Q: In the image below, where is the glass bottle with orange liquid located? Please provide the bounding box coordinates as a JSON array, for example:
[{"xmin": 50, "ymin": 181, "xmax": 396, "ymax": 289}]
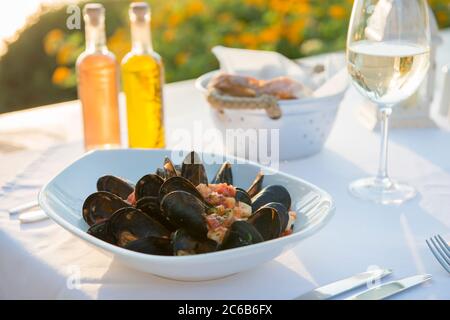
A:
[
  {"xmin": 76, "ymin": 3, "xmax": 121, "ymax": 150},
  {"xmin": 122, "ymin": 2, "xmax": 165, "ymax": 148}
]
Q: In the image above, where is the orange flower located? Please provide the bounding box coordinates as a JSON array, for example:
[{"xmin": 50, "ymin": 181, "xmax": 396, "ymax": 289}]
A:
[
  {"xmin": 284, "ymin": 20, "xmax": 305, "ymax": 44},
  {"xmin": 239, "ymin": 32, "xmax": 258, "ymax": 49},
  {"xmin": 107, "ymin": 28, "xmax": 130, "ymax": 63},
  {"xmin": 163, "ymin": 29, "xmax": 176, "ymax": 42},
  {"xmin": 328, "ymin": 5, "xmax": 347, "ymax": 20},
  {"xmin": 436, "ymin": 11, "xmax": 448, "ymax": 26},
  {"xmin": 259, "ymin": 26, "xmax": 280, "ymax": 43},
  {"xmin": 168, "ymin": 13, "xmax": 183, "ymax": 27},
  {"xmin": 295, "ymin": 2, "xmax": 311, "ymax": 15},
  {"xmin": 44, "ymin": 29, "xmax": 64, "ymax": 55},
  {"xmin": 52, "ymin": 66, "xmax": 71, "ymax": 85},
  {"xmin": 175, "ymin": 52, "xmax": 190, "ymax": 65},
  {"xmin": 186, "ymin": 0, "xmax": 206, "ymax": 16}
]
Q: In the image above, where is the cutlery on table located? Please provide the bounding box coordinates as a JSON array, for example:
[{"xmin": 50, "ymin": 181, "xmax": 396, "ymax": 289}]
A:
[
  {"xmin": 426, "ymin": 235, "xmax": 450, "ymax": 274},
  {"xmin": 345, "ymin": 274, "xmax": 432, "ymax": 300},
  {"xmin": 8, "ymin": 201, "xmax": 39, "ymax": 215},
  {"xmin": 294, "ymin": 268, "xmax": 392, "ymax": 300},
  {"xmin": 8, "ymin": 201, "xmax": 48, "ymax": 224}
]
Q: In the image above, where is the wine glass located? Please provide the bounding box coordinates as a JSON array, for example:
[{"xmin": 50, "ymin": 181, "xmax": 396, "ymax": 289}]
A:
[{"xmin": 346, "ymin": 0, "xmax": 431, "ymax": 204}]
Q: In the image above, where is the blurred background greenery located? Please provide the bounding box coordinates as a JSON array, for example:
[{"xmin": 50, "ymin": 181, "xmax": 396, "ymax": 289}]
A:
[{"xmin": 0, "ymin": 0, "xmax": 449, "ymax": 113}]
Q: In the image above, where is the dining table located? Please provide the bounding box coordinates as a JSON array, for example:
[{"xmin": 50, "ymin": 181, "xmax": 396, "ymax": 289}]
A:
[{"xmin": 0, "ymin": 29, "xmax": 449, "ymax": 300}]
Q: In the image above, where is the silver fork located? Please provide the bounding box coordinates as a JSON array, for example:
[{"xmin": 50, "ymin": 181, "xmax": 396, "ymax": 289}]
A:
[{"xmin": 426, "ymin": 235, "xmax": 450, "ymax": 274}]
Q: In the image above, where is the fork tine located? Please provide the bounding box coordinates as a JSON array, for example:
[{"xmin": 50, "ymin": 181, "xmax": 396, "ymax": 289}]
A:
[
  {"xmin": 433, "ymin": 235, "xmax": 450, "ymax": 259},
  {"xmin": 426, "ymin": 239, "xmax": 450, "ymax": 273},
  {"xmin": 436, "ymin": 234, "xmax": 450, "ymax": 251}
]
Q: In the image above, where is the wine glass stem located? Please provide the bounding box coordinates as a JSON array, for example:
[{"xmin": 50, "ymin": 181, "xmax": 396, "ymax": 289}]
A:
[{"xmin": 376, "ymin": 107, "xmax": 392, "ymax": 183}]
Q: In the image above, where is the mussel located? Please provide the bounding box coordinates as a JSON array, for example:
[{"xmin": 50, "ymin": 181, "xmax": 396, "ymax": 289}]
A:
[
  {"xmin": 82, "ymin": 191, "xmax": 129, "ymax": 226},
  {"xmin": 181, "ymin": 151, "xmax": 208, "ymax": 186},
  {"xmin": 96, "ymin": 175, "xmax": 134, "ymax": 201},
  {"xmin": 247, "ymin": 172, "xmax": 264, "ymax": 198},
  {"xmin": 135, "ymin": 196, "xmax": 177, "ymax": 232},
  {"xmin": 235, "ymin": 188, "xmax": 252, "ymax": 206},
  {"xmin": 211, "ymin": 162, "xmax": 233, "ymax": 185},
  {"xmin": 163, "ymin": 156, "xmax": 178, "ymax": 178},
  {"xmin": 160, "ymin": 190, "xmax": 208, "ymax": 240},
  {"xmin": 109, "ymin": 207, "xmax": 171, "ymax": 247},
  {"xmin": 158, "ymin": 176, "xmax": 206, "ymax": 205},
  {"xmin": 87, "ymin": 220, "xmax": 115, "ymax": 244},
  {"xmin": 248, "ymin": 207, "xmax": 281, "ymax": 240},
  {"xmin": 124, "ymin": 236, "xmax": 172, "ymax": 255},
  {"xmin": 261, "ymin": 202, "xmax": 289, "ymax": 232},
  {"xmin": 251, "ymin": 185, "xmax": 291, "ymax": 212},
  {"xmin": 220, "ymin": 221, "xmax": 263, "ymax": 250},
  {"xmin": 172, "ymin": 229, "xmax": 217, "ymax": 256},
  {"xmin": 135, "ymin": 174, "xmax": 164, "ymax": 201}
]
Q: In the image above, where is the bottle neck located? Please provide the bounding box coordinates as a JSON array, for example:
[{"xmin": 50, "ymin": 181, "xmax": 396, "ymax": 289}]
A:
[
  {"xmin": 85, "ymin": 23, "xmax": 107, "ymax": 53},
  {"xmin": 131, "ymin": 20, "xmax": 153, "ymax": 54}
]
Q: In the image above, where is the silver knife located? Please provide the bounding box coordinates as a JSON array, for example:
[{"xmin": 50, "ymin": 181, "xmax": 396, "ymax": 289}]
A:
[
  {"xmin": 295, "ymin": 268, "xmax": 392, "ymax": 300},
  {"xmin": 346, "ymin": 274, "xmax": 432, "ymax": 300}
]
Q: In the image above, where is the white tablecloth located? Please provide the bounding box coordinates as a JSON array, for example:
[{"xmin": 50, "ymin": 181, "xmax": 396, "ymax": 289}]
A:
[{"xmin": 1, "ymin": 31, "xmax": 449, "ymax": 300}]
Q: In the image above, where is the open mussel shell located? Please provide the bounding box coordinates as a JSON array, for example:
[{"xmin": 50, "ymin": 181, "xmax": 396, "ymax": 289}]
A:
[
  {"xmin": 163, "ymin": 157, "xmax": 178, "ymax": 178},
  {"xmin": 96, "ymin": 175, "xmax": 134, "ymax": 201},
  {"xmin": 181, "ymin": 151, "xmax": 208, "ymax": 186},
  {"xmin": 160, "ymin": 190, "xmax": 208, "ymax": 240},
  {"xmin": 109, "ymin": 207, "xmax": 171, "ymax": 247},
  {"xmin": 220, "ymin": 221, "xmax": 263, "ymax": 250},
  {"xmin": 82, "ymin": 191, "xmax": 129, "ymax": 226},
  {"xmin": 159, "ymin": 176, "xmax": 205, "ymax": 205},
  {"xmin": 172, "ymin": 229, "xmax": 218, "ymax": 256},
  {"xmin": 251, "ymin": 185, "xmax": 291, "ymax": 212},
  {"xmin": 248, "ymin": 207, "xmax": 281, "ymax": 240},
  {"xmin": 87, "ymin": 220, "xmax": 115, "ymax": 244},
  {"xmin": 261, "ymin": 202, "xmax": 289, "ymax": 232},
  {"xmin": 135, "ymin": 174, "xmax": 164, "ymax": 201},
  {"xmin": 135, "ymin": 196, "xmax": 177, "ymax": 232},
  {"xmin": 211, "ymin": 162, "xmax": 233, "ymax": 185},
  {"xmin": 247, "ymin": 172, "xmax": 264, "ymax": 198},
  {"xmin": 124, "ymin": 236, "xmax": 172, "ymax": 256},
  {"xmin": 155, "ymin": 168, "xmax": 166, "ymax": 180},
  {"xmin": 235, "ymin": 188, "xmax": 252, "ymax": 206}
]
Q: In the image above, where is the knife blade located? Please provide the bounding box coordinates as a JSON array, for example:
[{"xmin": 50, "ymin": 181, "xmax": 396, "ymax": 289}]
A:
[
  {"xmin": 294, "ymin": 268, "xmax": 392, "ymax": 300},
  {"xmin": 345, "ymin": 274, "xmax": 432, "ymax": 300}
]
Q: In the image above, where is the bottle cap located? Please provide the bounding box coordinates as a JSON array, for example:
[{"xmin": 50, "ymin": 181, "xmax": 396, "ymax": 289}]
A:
[
  {"xmin": 83, "ymin": 3, "xmax": 105, "ymax": 27},
  {"xmin": 130, "ymin": 2, "xmax": 150, "ymax": 23}
]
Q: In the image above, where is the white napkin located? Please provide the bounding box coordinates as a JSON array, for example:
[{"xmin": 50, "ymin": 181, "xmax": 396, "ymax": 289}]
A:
[{"xmin": 211, "ymin": 45, "xmax": 347, "ymax": 96}]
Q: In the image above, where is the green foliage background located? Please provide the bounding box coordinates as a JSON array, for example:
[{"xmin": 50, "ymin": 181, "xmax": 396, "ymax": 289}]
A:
[{"xmin": 0, "ymin": 0, "xmax": 448, "ymax": 113}]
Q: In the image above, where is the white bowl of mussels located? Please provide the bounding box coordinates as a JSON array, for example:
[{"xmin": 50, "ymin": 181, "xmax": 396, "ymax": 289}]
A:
[{"xmin": 39, "ymin": 149, "xmax": 334, "ymax": 281}]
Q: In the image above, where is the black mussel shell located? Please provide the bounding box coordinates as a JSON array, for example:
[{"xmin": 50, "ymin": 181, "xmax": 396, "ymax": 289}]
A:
[
  {"xmin": 248, "ymin": 207, "xmax": 281, "ymax": 240},
  {"xmin": 261, "ymin": 202, "xmax": 289, "ymax": 232},
  {"xmin": 159, "ymin": 176, "xmax": 205, "ymax": 205},
  {"xmin": 124, "ymin": 236, "xmax": 172, "ymax": 256},
  {"xmin": 109, "ymin": 207, "xmax": 171, "ymax": 247},
  {"xmin": 220, "ymin": 221, "xmax": 263, "ymax": 250},
  {"xmin": 181, "ymin": 151, "xmax": 208, "ymax": 186},
  {"xmin": 87, "ymin": 220, "xmax": 115, "ymax": 244},
  {"xmin": 211, "ymin": 162, "xmax": 233, "ymax": 185},
  {"xmin": 135, "ymin": 174, "xmax": 164, "ymax": 200},
  {"xmin": 135, "ymin": 196, "xmax": 177, "ymax": 232},
  {"xmin": 247, "ymin": 172, "xmax": 264, "ymax": 198},
  {"xmin": 235, "ymin": 188, "xmax": 252, "ymax": 206},
  {"xmin": 160, "ymin": 190, "xmax": 208, "ymax": 240},
  {"xmin": 251, "ymin": 185, "xmax": 291, "ymax": 212},
  {"xmin": 82, "ymin": 191, "xmax": 129, "ymax": 226},
  {"xmin": 96, "ymin": 175, "xmax": 134, "ymax": 201},
  {"xmin": 163, "ymin": 157, "xmax": 178, "ymax": 178},
  {"xmin": 172, "ymin": 229, "xmax": 218, "ymax": 256},
  {"xmin": 155, "ymin": 168, "xmax": 166, "ymax": 180}
]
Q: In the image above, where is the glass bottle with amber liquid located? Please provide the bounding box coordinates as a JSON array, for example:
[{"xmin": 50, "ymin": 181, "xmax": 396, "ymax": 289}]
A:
[
  {"xmin": 122, "ymin": 2, "xmax": 165, "ymax": 148},
  {"xmin": 76, "ymin": 3, "xmax": 121, "ymax": 150}
]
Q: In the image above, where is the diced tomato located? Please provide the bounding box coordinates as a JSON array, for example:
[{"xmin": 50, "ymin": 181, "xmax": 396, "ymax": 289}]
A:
[
  {"xmin": 223, "ymin": 197, "xmax": 236, "ymax": 209},
  {"xmin": 206, "ymin": 216, "xmax": 221, "ymax": 229}
]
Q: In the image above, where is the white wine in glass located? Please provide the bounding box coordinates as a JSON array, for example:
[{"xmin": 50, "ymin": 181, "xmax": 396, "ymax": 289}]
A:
[{"xmin": 347, "ymin": 0, "xmax": 431, "ymax": 204}]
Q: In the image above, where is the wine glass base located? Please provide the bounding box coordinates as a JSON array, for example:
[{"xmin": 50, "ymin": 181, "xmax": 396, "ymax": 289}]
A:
[{"xmin": 349, "ymin": 177, "xmax": 417, "ymax": 205}]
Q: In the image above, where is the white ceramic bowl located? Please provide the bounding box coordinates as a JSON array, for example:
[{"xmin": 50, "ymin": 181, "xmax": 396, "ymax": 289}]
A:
[
  {"xmin": 39, "ymin": 149, "xmax": 334, "ymax": 281},
  {"xmin": 195, "ymin": 54, "xmax": 348, "ymax": 160}
]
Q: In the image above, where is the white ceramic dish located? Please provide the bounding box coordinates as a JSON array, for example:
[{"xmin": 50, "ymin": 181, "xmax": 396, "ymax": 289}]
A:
[
  {"xmin": 195, "ymin": 53, "xmax": 348, "ymax": 160},
  {"xmin": 39, "ymin": 149, "xmax": 334, "ymax": 281}
]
